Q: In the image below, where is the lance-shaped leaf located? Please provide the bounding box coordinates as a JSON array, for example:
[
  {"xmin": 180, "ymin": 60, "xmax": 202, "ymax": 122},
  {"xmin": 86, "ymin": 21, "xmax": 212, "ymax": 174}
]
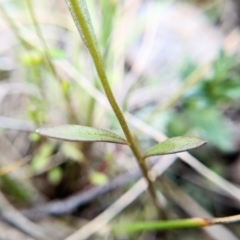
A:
[
  {"xmin": 36, "ymin": 125, "xmax": 128, "ymax": 145},
  {"xmin": 143, "ymin": 136, "xmax": 207, "ymax": 159},
  {"xmin": 65, "ymin": 0, "xmax": 102, "ymax": 62}
]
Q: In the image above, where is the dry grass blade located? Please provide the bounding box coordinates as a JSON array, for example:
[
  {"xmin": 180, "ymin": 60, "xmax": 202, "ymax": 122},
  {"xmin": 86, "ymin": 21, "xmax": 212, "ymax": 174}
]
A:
[
  {"xmin": 0, "ymin": 221, "xmax": 34, "ymax": 240},
  {"xmin": 179, "ymin": 152, "xmax": 240, "ymax": 201},
  {"xmin": 0, "ymin": 116, "xmax": 34, "ymax": 131},
  {"xmin": 0, "ymin": 191, "xmax": 52, "ymax": 240},
  {"xmin": 0, "ymin": 157, "xmax": 30, "ymax": 177}
]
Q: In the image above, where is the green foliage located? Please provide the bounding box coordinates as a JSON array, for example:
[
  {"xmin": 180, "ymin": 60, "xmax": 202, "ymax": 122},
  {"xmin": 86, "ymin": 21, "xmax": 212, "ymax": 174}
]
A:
[
  {"xmin": 143, "ymin": 137, "xmax": 206, "ymax": 159},
  {"xmin": 36, "ymin": 125, "xmax": 128, "ymax": 144},
  {"xmin": 47, "ymin": 167, "xmax": 63, "ymax": 185},
  {"xmin": 89, "ymin": 171, "xmax": 108, "ymax": 185},
  {"xmin": 28, "ymin": 132, "xmax": 41, "ymax": 142},
  {"xmin": 185, "ymin": 52, "xmax": 240, "ymax": 104},
  {"xmin": 60, "ymin": 142, "xmax": 84, "ymax": 162},
  {"xmin": 27, "ymin": 103, "xmax": 47, "ymax": 125},
  {"xmin": 61, "ymin": 80, "xmax": 70, "ymax": 96},
  {"xmin": 168, "ymin": 52, "xmax": 240, "ymax": 151},
  {"xmin": 99, "ymin": 0, "xmax": 116, "ymax": 48},
  {"xmin": 19, "ymin": 48, "xmax": 65, "ymax": 67},
  {"xmin": 19, "ymin": 50, "xmax": 43, "ymax": 66},
  {"xmin": 66, "ymin": 0, "xmax": 102, "ymax": 61},
  {"xmin": 0, "ymin": 174, "xmax": 31, "ymax": 203},
  {"xmin": 167, "ymin": 107, "xmax": 232, "ymax": 151},
  {"xmin": 31, "ymin": 143, "xmax": 54, "ymax": 173}
]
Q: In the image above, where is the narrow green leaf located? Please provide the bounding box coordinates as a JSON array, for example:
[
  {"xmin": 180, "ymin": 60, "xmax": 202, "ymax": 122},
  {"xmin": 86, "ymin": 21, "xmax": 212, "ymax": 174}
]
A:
[
  {"xmin": 143, "ymin": 136, "xmax": 207, "ymax": 159},
  {"xmin": 65, "ymin": 0, "xmax": 102, "ymax": 61},
  {"xmin": 36, "ymin": 125, "xmax": 128, "ymax": 145}
]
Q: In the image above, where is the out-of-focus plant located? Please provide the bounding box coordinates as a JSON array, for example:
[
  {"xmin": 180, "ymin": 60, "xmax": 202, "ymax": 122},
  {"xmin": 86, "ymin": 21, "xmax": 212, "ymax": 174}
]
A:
[{"xmin": 167, "ymin": 52, "xmax": 240, "ymax": 151}]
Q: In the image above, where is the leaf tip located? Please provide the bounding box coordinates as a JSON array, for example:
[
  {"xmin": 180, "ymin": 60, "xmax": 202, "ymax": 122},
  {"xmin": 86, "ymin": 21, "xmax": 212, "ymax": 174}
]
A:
[{"xmin": 36, "ymin": 127, "xmax": 46, "ymax": 136}]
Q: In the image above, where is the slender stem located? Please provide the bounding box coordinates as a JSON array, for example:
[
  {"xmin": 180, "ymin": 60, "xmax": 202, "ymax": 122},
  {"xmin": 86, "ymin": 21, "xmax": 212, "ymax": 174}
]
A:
[
  {"xmin": 85, "ymin": 79, "xmax": 98, "ymax": 126},
  {"xmin": 26, "ymin": 0, "xmax": 78, "ymax": 123},
  {"xmin": 113, "ymin": 214, "xmax": 240, "ymax": 234},
  {"xmin": 66, "ymin": 0, "xmax": 160, "ymax": 210},
  {"xmin": 113, "ymin": 218, "xmax": 207, "ymax": 234}
]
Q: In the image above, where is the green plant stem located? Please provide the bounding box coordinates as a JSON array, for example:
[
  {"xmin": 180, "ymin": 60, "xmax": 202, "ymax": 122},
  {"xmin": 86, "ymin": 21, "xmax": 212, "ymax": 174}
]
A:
[
  {"xmin": 85, "ymin": 78, "xmax": 98, "ymax": 126},
  {"xmin": 113, "ymin": 218, "xmax": 207, "ymax": 234},
  {"xmin": 113, "ymin": 214, "xmax": 240, "ymax": 234},
  {"xmin": 85, "ymin": 94, "xmax": 95, "ymax": 126},
  {"xmin": 26, "ymin": 0, "xmax": 78, "ymax": 124},
  {"xmin": 65, "ymin": 0, "xmax": 161, "ymax": 212}
]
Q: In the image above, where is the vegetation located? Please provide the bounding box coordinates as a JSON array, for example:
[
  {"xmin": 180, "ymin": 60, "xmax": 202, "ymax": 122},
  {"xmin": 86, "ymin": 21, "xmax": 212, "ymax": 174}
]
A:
[{"xmin": 0, "ymin": 0, "xmax": 240, "ymax": 239}]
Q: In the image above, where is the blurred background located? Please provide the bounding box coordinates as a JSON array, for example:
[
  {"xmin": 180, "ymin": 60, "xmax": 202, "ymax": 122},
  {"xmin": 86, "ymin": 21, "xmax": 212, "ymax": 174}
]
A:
[{"xmin": 0, "ymin": 0, "xmax": 240, "ymax": 239}]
